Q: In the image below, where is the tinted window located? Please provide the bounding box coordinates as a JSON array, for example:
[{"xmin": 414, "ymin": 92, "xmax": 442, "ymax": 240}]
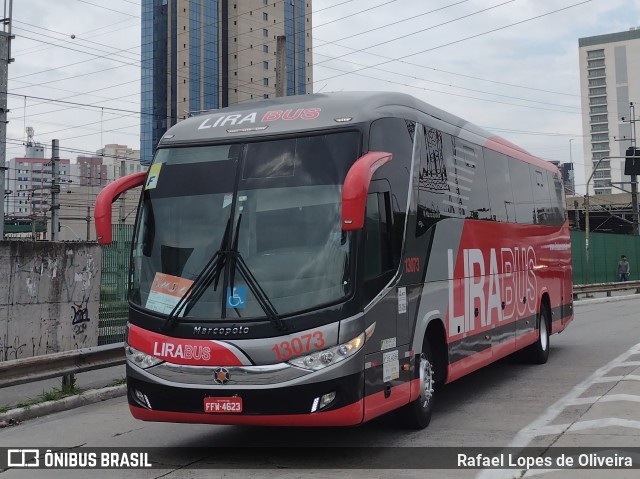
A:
[
  {"xmin": 369, "ymin": 117, "xmax": 413, "ymax": 217},
  {"xmin": 416, "ymin": 126, "xmax": 451, "ymax": 237},
  {"xmin": 548, "ymin": 170, "xmax": 566, "ymax": 226},
  {"xmin": 484, "ymin": 150, "xmax": 515, "ymax": 222},
  {"xmin": 369, "ymin": 118, "xmax": 413, "ymax": 265},
  {"xmin": 531, "ymin": 167, "xmax": 552, "ymax": 225},
  {"xmin": 508, "ymin": 159, "xmax": 535, "ymax": 224},
  {"xmin": 453, "ymin": 140, "xmax": 491, "ymax": 220}
]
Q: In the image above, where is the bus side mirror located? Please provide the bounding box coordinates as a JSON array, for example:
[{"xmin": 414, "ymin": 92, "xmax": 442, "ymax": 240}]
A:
[
  {"xmin": 341, "ymin": 151, "xmax": 392, "ymax": 231},
  {"xmin": 95, "ymin": 172, "xmax": 147, "ymax": 244}
]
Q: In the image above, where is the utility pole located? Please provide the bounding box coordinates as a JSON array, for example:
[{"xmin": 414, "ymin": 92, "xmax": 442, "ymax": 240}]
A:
[
  {"xmin": 86, "ymin": 206, "xmax": 90, "ymax": 240},
  {"xmin": 0, "ymin": 0, "xmax": 14, "ymax": 240},
  {"xmin": 275, "ymin": 35, "xmax": 286, "ymax": 97},
  {"xmin": 630, "ymin": 103, "xmax": 639, "ymax": 236},
  {"xmin": 50, "ymin": 139, "xmax": 60, "ymax": 241},
  {"xmin": 119, "ymin": 160, "xmax": 126, "ymax": 222}
]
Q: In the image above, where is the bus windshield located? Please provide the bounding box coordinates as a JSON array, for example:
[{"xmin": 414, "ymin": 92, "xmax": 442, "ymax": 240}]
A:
[{"xmin": 130, "ymin": 131, "xmax": 361, "ymax": 320}]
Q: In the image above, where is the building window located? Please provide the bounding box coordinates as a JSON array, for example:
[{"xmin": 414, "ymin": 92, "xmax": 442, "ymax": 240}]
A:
[
  {"xmin": 594, "ymin": 189, "xmax": 611, "ymax": 195},
  {"xmin": 263, "ymin": 61, "xmax": 268, "ymax": 69},
  {"xmin": 593, "ymin": 180, "xmax": 611, "ymax": 188},
  {"xmin": 593, "ymin": 170, "xmax": 611, "ymax": 178},
  {"xmin": 263, "ymin": 44, "xmax": 268, "ymax": 53},
  {"xmin": 263, "ymin": 12, "xmax": 268, "ymax": 21},
  {"xmin": 590, "ymin": 114, "xmax": 607, "ymax": 123},
  {"xmin": 263, "ymin": 78, "xmax": 269, "ymax": 86},
  {"xmin": 588, "ymin": 68, "xmax": 606, "ymax": 78},
  {"xmin": 263, "ymin": 28, "xmax": 268, "ymax": 37},
  {"xmin": 589, "ymin": 87, "xmax": 606, "ymax": 96},
  {"xmin": 264, "ymin": 94, "xmax": 269, "ymax": 99},
  {"xmin": 587, "ymin": 49, "xmax": 604, "ymax": 59},
  {"xmin": 588, "ymin": 59, "xmax": 605, "ymax": 68}
]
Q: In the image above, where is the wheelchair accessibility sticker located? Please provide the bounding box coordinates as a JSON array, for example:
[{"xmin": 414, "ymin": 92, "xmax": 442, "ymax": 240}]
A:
[{"xmin": 226, "ymin": 286, "xmax": 247, "ymax": 308}]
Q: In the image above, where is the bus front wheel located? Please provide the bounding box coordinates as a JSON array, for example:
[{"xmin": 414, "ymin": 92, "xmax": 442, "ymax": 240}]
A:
[{"xmin": 397, "ymin": 344, "xmax": 435, "ymax": 429}]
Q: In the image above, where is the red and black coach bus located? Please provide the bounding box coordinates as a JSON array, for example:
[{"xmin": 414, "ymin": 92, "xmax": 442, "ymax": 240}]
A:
[{"xmin": 95, "ymin": 92, "xmax": 573, "ymax": 429}]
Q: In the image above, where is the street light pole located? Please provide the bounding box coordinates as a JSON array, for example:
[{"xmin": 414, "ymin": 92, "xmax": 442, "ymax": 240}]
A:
[{"xmin": 584, "ymin": 155, "xmax": 627, "ymax": 283}]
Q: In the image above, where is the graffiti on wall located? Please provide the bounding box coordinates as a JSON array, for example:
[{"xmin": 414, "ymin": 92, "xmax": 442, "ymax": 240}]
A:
[
  {"xmin": 71, "ymin": 297, "xmax": 91, "ymax": 336},
  {"xmin": 0, "ymin": 243, "xmax": 102, "ymax": 361}
]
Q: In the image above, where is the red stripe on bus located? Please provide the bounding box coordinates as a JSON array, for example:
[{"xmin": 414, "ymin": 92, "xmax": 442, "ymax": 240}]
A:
[
  {"xmin": 129, "ymin": 400, "xmax": 364, "ymax": 427},
  {"xmin": 127, "ymin": 323, "xmax": 248, "ymax": 366},
  {"xmin": 363, "ymin": 381, "xmax": 414, "ymax": 422}
]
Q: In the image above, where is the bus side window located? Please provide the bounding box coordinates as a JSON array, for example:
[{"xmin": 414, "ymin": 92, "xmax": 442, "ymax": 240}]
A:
[
  {"xmin": 363, "ymin": 192, "xmax": 395, "ymax": 297},
  {"xmin": 532, "ymin": 167, "xmax": 552, "ymax": 225}
]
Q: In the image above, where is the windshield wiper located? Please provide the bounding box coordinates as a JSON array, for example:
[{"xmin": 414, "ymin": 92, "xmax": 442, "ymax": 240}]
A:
[
  {"xmin": 227, "ymin": 214, "xmax": 286, "ymax": 332},
  {"xmin": 162, "ymin": 217, "xmax": 232, "ymax": 332},
  {"xmin": 162, "ymin": 213, "xmax": 286, "ymax": 333}
]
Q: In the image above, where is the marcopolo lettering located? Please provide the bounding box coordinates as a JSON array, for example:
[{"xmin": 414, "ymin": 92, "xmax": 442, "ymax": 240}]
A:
[{"xmin": 193, "ymin": 326, "xmax": 250, "ymax": 336}]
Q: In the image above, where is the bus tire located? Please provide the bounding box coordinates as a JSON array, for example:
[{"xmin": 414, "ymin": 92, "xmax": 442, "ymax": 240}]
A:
[
  {"xmin": 523, "ymin": 303, "xmax": 550, "ymax": 364},
  {"xmin": 397, "ymin": 343, "xmax": 436, "ymax": 429}
]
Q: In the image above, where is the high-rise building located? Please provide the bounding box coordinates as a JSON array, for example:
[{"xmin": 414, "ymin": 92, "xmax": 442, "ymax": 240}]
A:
[
  {"xmin": 140, "ymin": 0, "xmax": 313, "ymax": 164},
  {"xmin": 578, "ymin": 28, "xmax": 640, "ymax": 196},
  {"xmin": 5, "ymin": 157, "xmax": 71, "ymax": 218}
]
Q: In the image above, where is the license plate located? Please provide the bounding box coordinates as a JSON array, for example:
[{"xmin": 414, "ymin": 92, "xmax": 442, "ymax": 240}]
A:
[{"xmin": 204, "ymin": 397, "xmax": 243, "ymax": 413}]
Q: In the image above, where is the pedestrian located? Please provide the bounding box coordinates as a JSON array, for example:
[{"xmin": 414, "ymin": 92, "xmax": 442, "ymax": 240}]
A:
[{"xmin": 617, "ymin": 255, "xmax": 630, "ymax": 282}]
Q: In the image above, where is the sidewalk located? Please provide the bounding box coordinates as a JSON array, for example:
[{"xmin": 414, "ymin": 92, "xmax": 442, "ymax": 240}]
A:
[{"xmin": 0, "ymin": 364, "xmax": 127, "ymax": 427}]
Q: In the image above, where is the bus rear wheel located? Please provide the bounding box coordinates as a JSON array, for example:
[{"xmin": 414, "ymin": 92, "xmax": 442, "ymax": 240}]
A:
[
  {"xmin": 523, "ymin": 303, "xmax": 550, "ymax": 364},
  {"xmin": 397, "ymin": 345, "xmax": 435, "ymax": 429}
]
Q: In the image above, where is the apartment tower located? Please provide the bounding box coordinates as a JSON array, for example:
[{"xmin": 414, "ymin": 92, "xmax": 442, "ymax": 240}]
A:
[
  {"xmin": 579, "ymin": 28, "xmax": 640, "ymax": 195},
  {"xmin": 141, "ymin": 0, "xmax": 313, "ymax": 164}
]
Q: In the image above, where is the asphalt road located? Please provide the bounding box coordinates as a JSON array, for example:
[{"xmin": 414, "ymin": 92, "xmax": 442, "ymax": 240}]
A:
[{"xmin": 1, "ymin": 296, "xmax": 640, "ymax": 478}]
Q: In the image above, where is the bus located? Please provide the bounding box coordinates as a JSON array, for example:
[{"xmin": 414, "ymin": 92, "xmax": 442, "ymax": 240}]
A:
[{"xmin": 95, "ymin": 92, "xmax": 573, "ymax": 429}]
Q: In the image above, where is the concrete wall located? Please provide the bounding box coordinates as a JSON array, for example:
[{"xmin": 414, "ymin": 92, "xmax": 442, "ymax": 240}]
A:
[{"xmin": 0, "ymin": 241, "xmax": 101, "ymax": 361}]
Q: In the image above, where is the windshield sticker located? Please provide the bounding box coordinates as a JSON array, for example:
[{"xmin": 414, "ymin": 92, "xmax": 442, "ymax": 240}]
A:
[
  {"xmin": 146, "ymin": 272, "xmax": 193, "ymax": 316},
  {"xmin": 223, "ymin": 193, "xmax": 233, "ymax": 208},
  {"xmin": 226, "ymin": 286, "xmax": 246, "ymax": 309},
  {"xmin": 145, "ymin": 163, "xmax": 162, "ymax": 190},
  {"xmin": 383, "ymin": 350, "xmax": 400, "ymax": 382}
]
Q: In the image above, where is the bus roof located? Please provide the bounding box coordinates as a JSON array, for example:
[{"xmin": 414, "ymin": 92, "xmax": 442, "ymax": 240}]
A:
[{"xmin": 158, "ymin": 91, "xmax": 557, "ymax": 173}]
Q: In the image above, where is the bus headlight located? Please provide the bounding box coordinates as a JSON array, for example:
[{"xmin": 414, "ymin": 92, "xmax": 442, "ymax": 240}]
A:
[
  {"xmin": 289, "ymin": 333, "xmax": 365, "ymax": 371},
  {"xmin": 125, "ymin": 345, "xmax": 163, "ymax": 369}
]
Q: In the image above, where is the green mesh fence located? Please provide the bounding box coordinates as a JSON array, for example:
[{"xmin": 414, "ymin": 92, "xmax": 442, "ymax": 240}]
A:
[
  {"xmin": 98, "ymin": 224, "xmax": 134, "ymax": 345},
  {"xmin": 570, "ymin": 230, "xmax": 640, "ymax": 284}
]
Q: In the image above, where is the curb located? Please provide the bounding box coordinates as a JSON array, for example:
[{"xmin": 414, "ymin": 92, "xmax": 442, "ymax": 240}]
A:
[
  {"xmin": 574, "ymin": 292, "xmax": 640, "ymax": 306},
  {"xmin": 0, "ymin": 385, "xmax": 127, "ymax": 426}
]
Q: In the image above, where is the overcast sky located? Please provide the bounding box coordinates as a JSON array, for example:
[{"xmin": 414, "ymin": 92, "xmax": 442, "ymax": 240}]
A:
[{"xmin": 7, "ymin": 0, "xmax": 640, "ymax": 193}]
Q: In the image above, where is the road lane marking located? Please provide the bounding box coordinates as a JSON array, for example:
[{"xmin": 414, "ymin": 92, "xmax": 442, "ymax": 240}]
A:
[{"xmin": 475, "ymin": 341, "xmax": 640, "ymax": 479}]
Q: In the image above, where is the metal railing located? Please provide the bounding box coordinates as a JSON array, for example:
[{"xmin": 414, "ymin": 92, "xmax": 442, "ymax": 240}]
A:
[
  {"xmin": 0, "ymin": 343, "xmax": 125, "ymax": 388},
  {"xmin": 573, "ymin": 280, "xmax": 640, "ymax": 299}
]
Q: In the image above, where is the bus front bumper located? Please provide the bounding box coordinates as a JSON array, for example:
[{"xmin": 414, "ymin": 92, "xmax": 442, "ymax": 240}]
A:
[{"xmin": 126, "ymin": 367, "xmax": 366, "ymax": 426}]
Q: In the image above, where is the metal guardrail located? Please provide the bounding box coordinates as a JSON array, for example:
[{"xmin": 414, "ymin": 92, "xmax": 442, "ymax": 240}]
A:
[
  {"xmin": 573, "ymin": 280, "xmax": 640, "ymax": 299},
  {"xmin": 2, "ymin": 280, "xmax": 640, "ymax": 388},
  {"xmin": 0, "ymin": 343, "xmax": 125, "ymax": 388}
]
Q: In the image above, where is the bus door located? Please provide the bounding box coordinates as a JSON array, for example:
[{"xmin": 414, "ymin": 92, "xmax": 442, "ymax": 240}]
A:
[{"xmin": 362, "ymin": 185, "xmax": 411, "ymax": 418}]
